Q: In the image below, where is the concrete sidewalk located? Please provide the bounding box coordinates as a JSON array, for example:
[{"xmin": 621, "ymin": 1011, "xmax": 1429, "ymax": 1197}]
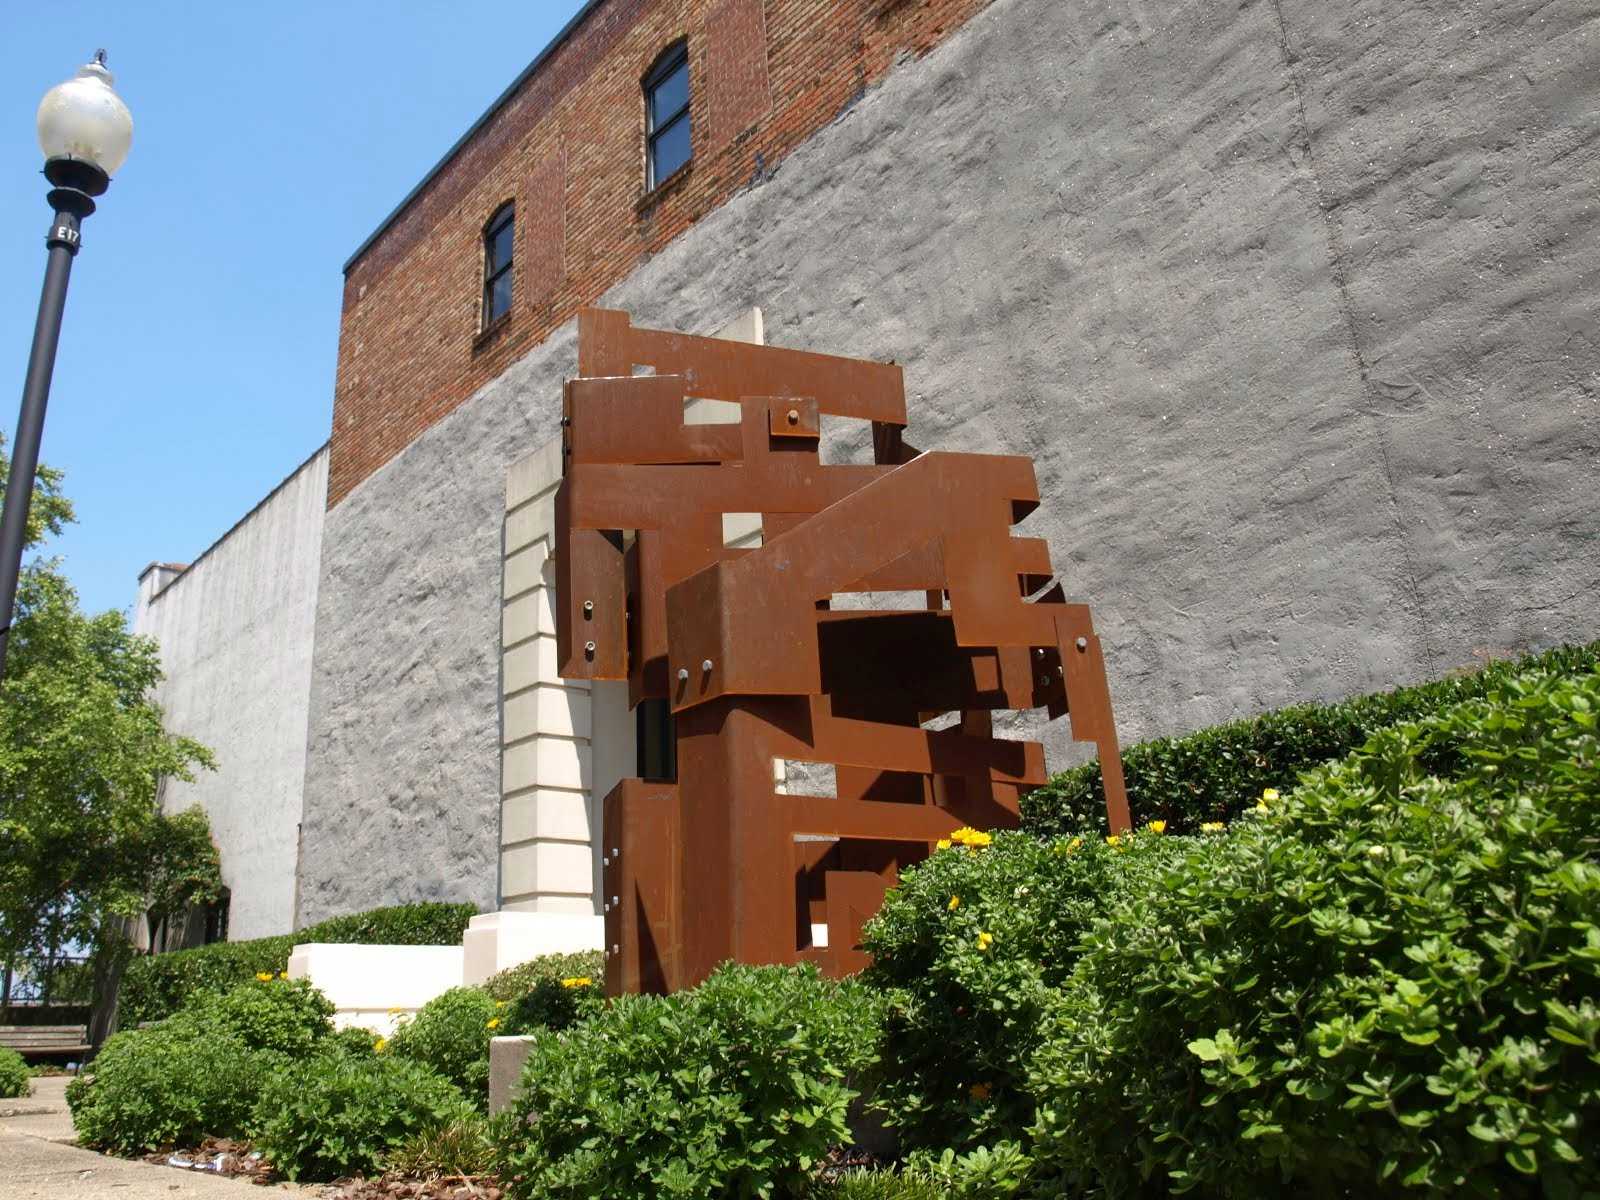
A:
[{"xmin": 0, "ymin": 1076, "xmax": 310, "ymax": 1199}]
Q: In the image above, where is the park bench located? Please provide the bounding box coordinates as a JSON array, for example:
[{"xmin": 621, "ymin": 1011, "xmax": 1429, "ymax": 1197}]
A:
[{"xmin": 0, "ymin": 1024, "xmax": 91, "ymax": 1059}]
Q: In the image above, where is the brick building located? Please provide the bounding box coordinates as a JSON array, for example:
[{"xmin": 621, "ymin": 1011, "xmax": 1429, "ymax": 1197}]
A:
[{"xmin": 142, "ymin": 0, "xmax": 1600, "ymax": 944}]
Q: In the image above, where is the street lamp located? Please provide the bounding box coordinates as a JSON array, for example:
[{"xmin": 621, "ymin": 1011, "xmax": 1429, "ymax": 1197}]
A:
[{"xmin": 0, "ymin": 52, "xmax": 132, "ymax": 677}]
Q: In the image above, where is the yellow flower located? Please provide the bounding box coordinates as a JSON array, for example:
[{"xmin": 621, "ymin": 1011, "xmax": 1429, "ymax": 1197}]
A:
[
  {"xmin": 948, "ymin": 895, "xmax": 961, "ymax": 911},
  {"xmin": 1256, "ymin": 801, "xmax": 1270, "ymax": 814},
  {"xmin": 1146, "ymin": 820, "xmax": 1167, "ymax": 835},
  {"xmin": 255, "ymin": 972, "xmax": 273, "ymax": 982},
  {"xmin": 277, "ymin": 971, "xmax": 288, "ymax": 980},
  {"xmin": 560, "ymin": 977, "xmax": 593, "ymax": 989},
  {"xmin": 388, "ymin": 1006, "xmax": 404, "ymax": 1015},
  {"xmin": 936, "ymin": 839, "xmax": 952, "ymax": 850},
  {"xmin": 373, "ymin": 1037, "xmax": 388, "ymax": 1053},
  {"xmin": 948, "ymin": 826, "xmax": 993, "ymax": 848},
  {"xmin": 1105, "ymin": 834, "xmax": 1121, "ymax": 847},
  {"xmin": 969, "ymin": 1082, "xmax": 992, "ymax": 1101},
  {"xmin": 1201, "ymin": 822, "xmax": 1226, "ymax": 834},
  {"xmin": 976, "ymin": 931, "xmax": 994, "ymax": 952},
  {"xmin": 486, "ymin": 1018, "xmax": 500, "ymax": 1030},
  {"xmin": 497, "ymin": 1000, "xmax": 508, "ymax": 1008},
  {"xmin": 1262, "ymin": 788, "xmax": 1280, "ymax": 803}
]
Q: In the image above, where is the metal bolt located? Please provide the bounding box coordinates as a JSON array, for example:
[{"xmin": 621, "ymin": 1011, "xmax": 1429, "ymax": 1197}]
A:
[
  {"xmin": 1039, "ymin": 675, "xmax": 1050, "ymax": 687},
  {"xmin": 604, "ymin": 901, "xmax": 611, "ymax": 912},
  {"xmin": 602, "ymin": 856, "xmax": 610, "ymax": 867},
  {"xmin": 676, "ymin": 667, "xmax": 689, "ymax": 682},
  {"xmin": 611, "ymin": 944, "xmax": 620, "ymax": 955},
  {"xmin": 701, "ymin": 658, "xmax": 713, "ymax": 673},
  {"xmin": 582, "ymin": 599, "xmax": 594, "ymax": 616},
  {"xmin": 1075, "ymin": 636, "xmax": 1088, "ymax": 652},
  {"xmin": 611, "ymin": 847, "xmax": 619, "ymax": 858},
  {"xmin": 786, "ymin": 408, "xmax": 799, "ymax": 425},
  {"xmin": 1034, "ymin": 647, "xmax": 1045, "ymax": 658},
  {"xmin": 585, "ymin": 640, "xmax": 596, "ymax": 656},
  {"xmin": 610, "ymin": 895, "xmax": 618, "ymax": 907}
]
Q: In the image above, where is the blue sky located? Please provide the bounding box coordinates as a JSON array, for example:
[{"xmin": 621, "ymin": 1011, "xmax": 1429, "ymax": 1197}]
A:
[{"xmin": 0, "ymin": 2, "xmax": 584, "ymax": 617}]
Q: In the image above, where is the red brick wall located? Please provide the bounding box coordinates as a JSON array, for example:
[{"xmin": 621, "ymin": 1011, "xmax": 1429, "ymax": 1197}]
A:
[{"xmin": 330, "ymin": 0, "xmax": 997, "ymax": 506}]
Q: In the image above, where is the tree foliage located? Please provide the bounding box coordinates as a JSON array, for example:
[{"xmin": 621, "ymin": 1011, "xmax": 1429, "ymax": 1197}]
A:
[{"xmin": 0, "ymin": 439, "xmax": 213, "ymax": 1026}]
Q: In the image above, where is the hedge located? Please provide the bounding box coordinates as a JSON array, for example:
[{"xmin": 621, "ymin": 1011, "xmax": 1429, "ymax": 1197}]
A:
[
  {"xmin": 119, "ymin": 902, "xmax": 478, "ymax": 1027},
  {"xmin": 1020, "ymin": 639, "xmax": 1600, "ymax": 836}
]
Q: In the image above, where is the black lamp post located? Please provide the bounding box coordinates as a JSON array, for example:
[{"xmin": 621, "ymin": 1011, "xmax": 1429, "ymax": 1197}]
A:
[{"xmin": 0, "ymin": 52, "xmax": 133, "ymax": 677}]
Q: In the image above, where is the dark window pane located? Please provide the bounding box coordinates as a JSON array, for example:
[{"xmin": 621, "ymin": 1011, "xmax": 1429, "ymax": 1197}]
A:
[
  {"xmin": 486, "ymin": 269, "xmax": 512, "ymax": 323},
  {"xmin": 650, "ymin": 59, "xmax": 689, "ymax": 129},
  {"xmin": 487, "ymin": 216, "xmax": 514, "ymax": 274},
  {"xmin": 650, "ymin": 114, "xmax": 691, "ymax": 186}
]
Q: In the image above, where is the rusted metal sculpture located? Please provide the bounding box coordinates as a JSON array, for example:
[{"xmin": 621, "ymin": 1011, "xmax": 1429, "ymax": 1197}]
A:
[{"xmin": 554, "ymin": 308, "xmax": 1129, "ymax": 995}]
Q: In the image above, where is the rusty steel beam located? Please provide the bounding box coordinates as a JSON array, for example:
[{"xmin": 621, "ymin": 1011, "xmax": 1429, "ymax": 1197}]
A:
[{"xmin": 552, "ymin": 309, "xmax": 1131, "ymax": 996}]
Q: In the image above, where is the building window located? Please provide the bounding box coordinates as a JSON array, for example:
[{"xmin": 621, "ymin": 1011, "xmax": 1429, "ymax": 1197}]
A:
[
  {"xmin": 482, "ymin": 202, "xmax": 514, "ymax": 327},
  {"xmin": 645, "ymin": 43, "xmax": 691, "ymax": 190}
]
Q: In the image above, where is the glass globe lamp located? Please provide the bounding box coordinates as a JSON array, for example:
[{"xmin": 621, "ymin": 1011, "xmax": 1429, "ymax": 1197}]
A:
[{"xmin": 36, "ymin": 52, "xmax": 133, "ymax": 195}]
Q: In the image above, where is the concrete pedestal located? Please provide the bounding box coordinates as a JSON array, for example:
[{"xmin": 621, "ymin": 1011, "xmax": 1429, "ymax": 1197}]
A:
[
  {"xmin": 488, "ymin": 1035, "xmax": 538, "ymax": 1114},
  {"xmin": 462, "ymin": 910, "xmax": 604, "ymax": 986},
  {"xmin": 286, "ymin": 942, "xmax": 464, "ymax": 1035}
]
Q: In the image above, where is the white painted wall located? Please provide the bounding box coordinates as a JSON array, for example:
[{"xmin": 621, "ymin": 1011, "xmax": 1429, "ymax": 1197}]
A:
[{"xmin": 134, "ymin": 446, "xmax": 329, "ymax": 941}]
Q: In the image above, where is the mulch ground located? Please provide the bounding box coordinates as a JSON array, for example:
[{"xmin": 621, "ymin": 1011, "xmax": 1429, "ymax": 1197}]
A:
[
  {"xmin": 144, "ymin": 1139, "xmax": 503, "ymax": 1198},
  {"xmin": 320, "ymin": 1175, "xmax": 503, "ymax": 1199}
]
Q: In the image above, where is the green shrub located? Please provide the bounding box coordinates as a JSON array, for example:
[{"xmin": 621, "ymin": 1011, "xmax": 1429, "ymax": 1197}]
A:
[
  {"xmin": 1022, "ymin": 639, "xmax": 1600, "ymax": 836},
  {"xmin": 119, "ymin": 901, "xmax": 478, "ymax": 1026},
  {"xmin": 904, "ymin": 1141, "xmax": 1032, "ymax": 1198},
  {"xmin": 388, "ymin": 986, "xmax": 499, "ymax": 1106},
  {"xmin": 863, "ymin": 828, "xmax": 1188, "ymax": 1153},
  {"xmin": 67, "ymin": 1022, "xmax": 278, "ymax": 1153},
  {"xmin": 503, "ymin": 974, "xmax": 604, "ymax": 1036},
  {"xmin": 327, "ymin": 1025, "xmax": 381, "ymax": 1058},
  {"xmin": 1027, "ymin": 667, "xmax": 1600, "ymax": 1197},
  {"xmin": 385, "ymin": 1110, "xmax": 497, "ymax": 1178},
  {"xmin": 807, "ymin": 1170, "xmax": 945, "ymax": 1199},
  {"xmin": 498, "ymin": 962, "xmax": 883, "ymax": 1199},
  {"xmin": 0, "ymin": 1046, "xmax": 29, "ymax": 1098},
  {"xmin": 251, "ymin": 1052, "xmax": 468, "ymax": 1181},
  {"xmin": 481, "ymin": 949, "xmax": 604, "ymax": 1003},
  {"xmin": 184, "ymin": 976, "xmax": 334, "ymax": 1057}
]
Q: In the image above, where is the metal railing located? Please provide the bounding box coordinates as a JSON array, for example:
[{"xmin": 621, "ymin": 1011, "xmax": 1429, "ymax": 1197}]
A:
[{"xmin": 1, "ymin": 955, "xmax": 94, "ymax": 1008}]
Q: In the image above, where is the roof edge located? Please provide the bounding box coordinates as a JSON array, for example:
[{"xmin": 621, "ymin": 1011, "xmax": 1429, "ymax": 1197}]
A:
[
  {"xmin": 141, "ymin": 441, "xmax": 331, "ymax": 601},
  {"xmin": 342, "ymin": 0, "xmax": 608, "ymax": 276}
]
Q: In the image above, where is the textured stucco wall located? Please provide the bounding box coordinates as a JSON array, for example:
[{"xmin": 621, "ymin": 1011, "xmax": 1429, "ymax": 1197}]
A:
[
  {"xmin": 295, "ymin": 0, "xmax": 1600, "ymax": 924},
  {"xmin": 135, "ymin": 447, "xmax": 329, "ymax": 940}
]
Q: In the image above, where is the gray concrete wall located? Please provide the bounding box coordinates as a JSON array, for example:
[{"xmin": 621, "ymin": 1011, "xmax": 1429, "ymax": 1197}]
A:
[
  {"xmin": 295, "ymin": 0, "xmax": 1600, "ymax": 923},
  {"xmin": 135, "ymin": 446, "xmax": 329, "ymax": 940}
]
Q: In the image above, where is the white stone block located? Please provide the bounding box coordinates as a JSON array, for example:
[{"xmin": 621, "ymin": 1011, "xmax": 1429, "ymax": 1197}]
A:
[
  {"xmin": 286, "ymin": 943, "xmax": 464, "ymax": 1023},
  {"xmin": 502, "ymin": 588, "xmax": 557, "ymax": 648},
  {"xmin": 721, "ymin": 511, "xmax": 763, "ymax": 547},
  {"xmin": 502, "ymin": 787, "xmax": 593, "ymax": 845},
  {"xmin": 500, "ymin": 840, "xmax": 597, "ymax": 902},
  {"xmin": 506, "ymin": 438, "xmax": 563, "ymax": 511},
  {"xmin": 711, "ymin": 306, "xmax": 764, "ymax": 346},
  {"xmin": 503, "ymin": 634, "xmax": 564, "ymax": 696},
  {"xmin": 462, "ymin": 910, "xmax": 604, "ymax": 985},
  {"xmin": 683, "ymin": 396, "xmax": 743, "ymax": 425},
  {"xmin": 504, "ymin": 684, "xmax": 591, "ymax": 744},
  {"xmin": 502, "ymin": 736, "xmax": 590, "ymax": 793},
  {"xmin": 503, "ymin": 540, "xmax": 550, "ymax": 600},
  {"xmin": 506, "ymin": 492, "xmax": 557, "ymax": 555},
  {"xmin": 500, "ymin": 895, "xmax": 598, "ymax": 916}
]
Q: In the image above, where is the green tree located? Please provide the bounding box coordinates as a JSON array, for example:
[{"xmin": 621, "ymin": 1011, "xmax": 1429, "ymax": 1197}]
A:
[{"xmin": 0, "ymin": 439, "xmax": 213, "ymax": 1044}]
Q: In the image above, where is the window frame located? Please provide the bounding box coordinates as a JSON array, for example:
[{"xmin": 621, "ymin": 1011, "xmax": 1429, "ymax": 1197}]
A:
[
  {"xmin": 481, "ymin": 201, "xmax": 515, "ymax": 330},
  {"xmin": 644, "ymin": 42, "xmax": 692, "ymax": 191}
]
